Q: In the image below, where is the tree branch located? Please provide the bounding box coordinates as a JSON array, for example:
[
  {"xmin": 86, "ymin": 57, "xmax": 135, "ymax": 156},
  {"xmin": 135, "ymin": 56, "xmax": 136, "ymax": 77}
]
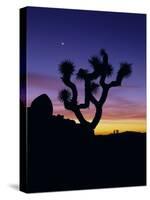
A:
[
  {"xmin": 98, "ymin": 86, "xmax": 109, "ymax": 107},
  {"xmin": 99, "ymin": 74, "xmax": 107, "ymax": 88},
  {"xmin": 62, "ymin": 77, "xmax": 78, "ymax": 104},
  {"xmin": 90, "ymin": 107, "xmax": 102, "ymax": 130},
  {"xmin": 77, "ymin": 77, "xmax": 90, "ymax": 109},
  {"xmin": 108, "ymin": 80, "xmax": 121, "ymax": 88}
]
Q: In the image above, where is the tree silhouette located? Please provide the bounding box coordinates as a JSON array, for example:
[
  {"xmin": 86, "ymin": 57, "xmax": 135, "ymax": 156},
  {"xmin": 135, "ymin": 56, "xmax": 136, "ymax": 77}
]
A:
[{"xmin": 58, "ymin": 49, "xmax": 132, "ymax": 131}]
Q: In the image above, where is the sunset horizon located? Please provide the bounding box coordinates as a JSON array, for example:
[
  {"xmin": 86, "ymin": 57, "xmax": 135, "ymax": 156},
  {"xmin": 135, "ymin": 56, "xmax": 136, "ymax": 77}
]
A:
[{"xmin": 26, "ymin": 92, "xmax": 146, "ymax": 135}]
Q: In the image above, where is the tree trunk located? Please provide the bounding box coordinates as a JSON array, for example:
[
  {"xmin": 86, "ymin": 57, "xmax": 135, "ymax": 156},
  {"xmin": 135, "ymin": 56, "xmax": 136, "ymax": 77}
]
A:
[
  {"xmin": 74, "ymin": 108, "xmax": 89, "ymax": 126},
  {"xmin": 90, "ymin": 107, "xmax": 102, "ymax": 129}
]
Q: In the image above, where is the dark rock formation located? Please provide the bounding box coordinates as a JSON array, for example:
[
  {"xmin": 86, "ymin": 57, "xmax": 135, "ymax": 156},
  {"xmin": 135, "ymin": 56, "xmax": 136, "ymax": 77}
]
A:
[{"xmin": 30, "ymin": 94, "xmax": 53, "ymax": 118}]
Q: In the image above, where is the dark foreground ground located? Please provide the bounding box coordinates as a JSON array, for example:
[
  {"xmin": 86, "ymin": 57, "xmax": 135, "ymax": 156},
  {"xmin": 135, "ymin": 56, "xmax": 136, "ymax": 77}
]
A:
[
  {"xmin": 20, "ymin": 95, "xmax": 146, "ymax": 193},
  {"xmin": 25, "ymin": 119, "xmax": 146, "ymax": 192}
]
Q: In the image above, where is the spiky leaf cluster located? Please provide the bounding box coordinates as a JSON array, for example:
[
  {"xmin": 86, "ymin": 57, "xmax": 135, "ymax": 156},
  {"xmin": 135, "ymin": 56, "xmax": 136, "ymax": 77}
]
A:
[
  {"xmin": 58, "ymin": 89, "xmax": 72, "ymax": 103},
  {"xmin": 104, "ymin": 64, "xmax": 113, "ymax": 77},
  {"xmin": 100, "ymin": 49, "xmax": 106, "ymax": 56},
  {"xmin": 88, "ymin": 56, "xmax": 101, "ymax": 70},
  {"xmin": 76, "ymin": 68, "xmax": 88, "ymax": 80},
  {"xmin": 117, "ymin": 63, "xmax": 132, "ymax": 80},
  {"xmin": 89, "ymin": 56, "xmax": 113, "ymax": 77},
  {"xmin": 59, "ymin": 60, "xmax": 75, "ymax": 77}
]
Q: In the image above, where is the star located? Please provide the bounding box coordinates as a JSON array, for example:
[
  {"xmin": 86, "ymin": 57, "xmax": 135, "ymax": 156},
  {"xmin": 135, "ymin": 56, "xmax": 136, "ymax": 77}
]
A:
[{"xmin": 61, "ymin": 42, "xmax": 65, "ymax": 46}]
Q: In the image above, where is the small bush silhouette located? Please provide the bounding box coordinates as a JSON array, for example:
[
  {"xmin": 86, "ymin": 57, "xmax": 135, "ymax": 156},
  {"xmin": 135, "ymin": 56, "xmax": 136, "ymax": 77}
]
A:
[{"xmin": 58, "ymin": 49, "xmax": 132, "ymax": 131}]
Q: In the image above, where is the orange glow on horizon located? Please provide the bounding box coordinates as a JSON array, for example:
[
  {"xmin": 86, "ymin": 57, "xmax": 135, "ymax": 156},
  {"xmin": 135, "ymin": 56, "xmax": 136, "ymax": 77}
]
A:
[
  {"xmin": 94, "ymin": 119, "xmax": 146, "ymax": 135},
  {"xmin": 64, "ymin": 116, "xmax": 146, "ymax": 135},
  {"xmin": 54, "ymin": 104, "xmax": 146, "ymax": 135}
]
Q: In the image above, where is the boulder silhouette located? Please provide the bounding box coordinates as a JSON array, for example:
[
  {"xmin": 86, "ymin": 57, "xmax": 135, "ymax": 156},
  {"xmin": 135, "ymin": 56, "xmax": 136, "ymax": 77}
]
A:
[{"xmin": 30, "ymin": 94, "xmax": 53, "ymax": 118}]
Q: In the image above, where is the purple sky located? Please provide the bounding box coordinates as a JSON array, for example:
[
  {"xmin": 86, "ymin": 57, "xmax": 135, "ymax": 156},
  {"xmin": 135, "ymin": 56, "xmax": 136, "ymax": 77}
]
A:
[{"xmin": 23, "ymin": 7, "xmax": 146, "ymax": 125}]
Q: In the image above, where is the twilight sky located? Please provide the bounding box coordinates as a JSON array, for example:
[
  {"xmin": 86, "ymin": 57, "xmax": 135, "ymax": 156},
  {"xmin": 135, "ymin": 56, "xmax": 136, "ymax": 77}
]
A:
[{"xmin": 24, "ymin": 7, "xmax": 146, "ymax": 134}]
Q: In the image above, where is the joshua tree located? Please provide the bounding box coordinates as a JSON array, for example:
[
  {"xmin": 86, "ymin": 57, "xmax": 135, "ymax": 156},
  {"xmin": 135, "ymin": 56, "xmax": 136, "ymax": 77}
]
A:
[{"xmin": 58, "ymin": 49, "xmax": 132, "ymax": 131}]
